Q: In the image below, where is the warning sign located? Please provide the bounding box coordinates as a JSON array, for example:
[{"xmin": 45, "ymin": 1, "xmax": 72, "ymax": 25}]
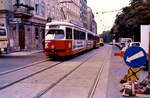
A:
[{"xmin": 128, "ymin": 68, "xmax": 141, "ymax": 80}]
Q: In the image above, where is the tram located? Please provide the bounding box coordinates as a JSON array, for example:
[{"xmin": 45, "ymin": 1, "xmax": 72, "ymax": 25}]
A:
[
  {"xmin": 0, "ymin": 24, "xmax": 8, "ymax": 54},
  {"xmin": 99, "ymin": 38, "xmax": 104, "ymax": 46},
  {"xmin": 44, "ymin": 21, "xmax": 99, "ymax": 57}
]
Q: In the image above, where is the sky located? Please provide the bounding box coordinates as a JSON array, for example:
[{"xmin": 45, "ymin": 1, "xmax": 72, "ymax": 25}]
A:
[{"xmin": 87, "ymin": 0, "xmax": 130, "ymax": 34}]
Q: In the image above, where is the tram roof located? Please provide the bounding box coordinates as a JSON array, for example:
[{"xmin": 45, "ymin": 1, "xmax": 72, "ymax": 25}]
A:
[
  {"xmin": 46, "ymin": 21, "xmax": 98, "ymax": 35},
  {"xmin": 46, "ymin": 21, "xmax": 87, "ymax": 30},
  {"xmin": 46, "ymin": 21, "xmax": 75, "ymax": 27}
]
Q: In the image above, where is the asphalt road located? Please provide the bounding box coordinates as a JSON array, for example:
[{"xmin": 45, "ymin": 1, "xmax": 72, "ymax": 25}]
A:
[
  {"xmin": 0, "ymin": 52, "xmax": 47, "ymax": 73},
  {"xmin": 0, "ymin": 45, "xmax": 148, "ymax": 98}
]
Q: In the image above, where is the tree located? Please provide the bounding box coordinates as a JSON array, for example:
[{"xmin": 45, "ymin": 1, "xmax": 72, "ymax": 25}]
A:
[
  {"xmin": 100, "ymin": 30, "xmax": 113, "ymax": 43},
  {"xmin": 112, "ymin": 0, "xmax": 150, "ymax": 41}
]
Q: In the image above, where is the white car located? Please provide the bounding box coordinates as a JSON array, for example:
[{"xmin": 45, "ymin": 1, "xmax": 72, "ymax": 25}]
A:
[{"xmin": 129, "ymin": 42, "xmax": 140, "ymax": 47}]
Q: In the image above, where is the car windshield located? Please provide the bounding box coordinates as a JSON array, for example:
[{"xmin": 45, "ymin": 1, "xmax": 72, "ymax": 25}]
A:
[
  {"xmin": 132, "ymin": 43, "xmax": 140, "ymax": 46},
  {"xmin": 46, "ymin": 30, "xmax": 64, "ymax": 40},
  {"xmin": 0, "ymin": 29, "xmax": 6, "ymax": 36}
]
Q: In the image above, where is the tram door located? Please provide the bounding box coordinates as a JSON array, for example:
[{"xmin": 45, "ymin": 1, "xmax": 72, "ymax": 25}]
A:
[{"xmin": 19, "ymin": 25, "xmax": 25, "ymax": 49}]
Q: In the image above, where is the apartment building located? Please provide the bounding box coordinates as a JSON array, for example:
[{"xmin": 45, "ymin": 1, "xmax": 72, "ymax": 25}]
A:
[
  {"xmin": 58, "ymin": 0, "xmax": 96, "ymax": 32},
  {"xmin": 0, "ymin": 0, "xmax": 97, "ymax": 51},
  {"xmin": 80, "ymin": 0, "xmax": 87, "ymax": 29},
  {"xmin": 0, "ymin": 0, "xmax": 64, "ymax": 51},
  {"xmin": 58, "ymin": 0, "xmax": 82, "ymax": 25},
  {"xmin": 87, "ymin": 7, "xmax": 97, "ymax": 34}
]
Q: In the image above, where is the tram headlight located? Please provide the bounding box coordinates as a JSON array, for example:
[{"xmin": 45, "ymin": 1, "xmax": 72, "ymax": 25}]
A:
[
  {"xmin": 51, "ymin": 45, "xmax": 55, "ymax": 49},
  {"xmin": 68, "ymin": 43, "xmax": 71, "ymax": 48},
  {"xmin": 1, "ymin": 48, "xmax": 4, "ymax": 52},
  {"xmin": 45, "ymin": 43, "xmax": 49, "ymax": 48}
]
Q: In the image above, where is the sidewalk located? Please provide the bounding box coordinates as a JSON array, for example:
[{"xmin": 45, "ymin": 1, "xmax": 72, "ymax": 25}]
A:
[
  {"xmin": 109, "ymin": 45, "xmax": 149, "ymax": 98},
  {"xmin": 5, "ymin": 49, "xmax": 44, "ymax": 56}
]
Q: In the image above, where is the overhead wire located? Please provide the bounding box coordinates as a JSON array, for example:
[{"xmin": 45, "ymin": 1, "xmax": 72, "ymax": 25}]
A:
[{"xmin": 95, "ymin": 9, "xmax": 122, "ymax": 14}]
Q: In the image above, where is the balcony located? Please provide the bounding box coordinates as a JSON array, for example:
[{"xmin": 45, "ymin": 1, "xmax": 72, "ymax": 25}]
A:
[{"xmin": 14, "ymin": 3, "xmax": 34, "ymax": 18}]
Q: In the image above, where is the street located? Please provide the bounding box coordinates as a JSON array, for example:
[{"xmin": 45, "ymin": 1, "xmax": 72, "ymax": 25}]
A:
[
  {"xmin": 1, "ymin": 0, "xmax": 150, "ymax": 98},
  {"xmin": 0, "ymin": 51, "xmax": 46, "ymax": 73},
  {"xmin": 0, "ymin": 45, "xmax": 148, "ymax": 98}
]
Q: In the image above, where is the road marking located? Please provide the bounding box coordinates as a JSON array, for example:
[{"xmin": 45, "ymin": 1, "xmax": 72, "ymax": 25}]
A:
[{"xmin": 126, "ymin": 51, "xmax": 144, "ymax": 63}]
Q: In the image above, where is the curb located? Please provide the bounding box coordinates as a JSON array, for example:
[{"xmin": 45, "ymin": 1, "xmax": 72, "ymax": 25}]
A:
[{"xmin": 5, "ymin": 50, "xmax": 44, "ymax": 56}]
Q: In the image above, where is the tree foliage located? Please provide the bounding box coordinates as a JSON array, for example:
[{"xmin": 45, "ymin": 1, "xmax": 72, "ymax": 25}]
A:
[
  {"xmin": 112, "ymin": 0, "xmax": 150, "ymax": 41},
  {"xmin": 100, "ymin": 30, "xmax": 113, "ymax": 43}
]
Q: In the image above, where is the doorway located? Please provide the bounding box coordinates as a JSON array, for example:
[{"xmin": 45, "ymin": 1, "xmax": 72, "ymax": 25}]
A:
[{"xmin": 19, "ymin": 24, "xmax": 25, "ymax": 49}]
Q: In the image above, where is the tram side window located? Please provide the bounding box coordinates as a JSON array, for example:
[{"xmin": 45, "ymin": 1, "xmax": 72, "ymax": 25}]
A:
[
  {"xmin": 88, "ymin": 33, "xmax": 92, "ymax": 40},
  {"xmin": 82, "ymin": 32, "xmax": 85, "ymax": 40},
  {"xmin": 74, "ymin": 29, "xmax": 80, "ymax": 40},
  {"xmin": 97, "ymin": 37, "xmax": 100, "ymax": 42},
  {"xmin": 77, "ymin": 30, "xmax": 80, "ymax": 39},
  {"xmin": 80, "ymin": 31, "xmax": 85, "ymax": 40},
  {"xmin": 66, "ymin": 28, "xmax": 72, "ymax": 39},
  {"xmin": 0, "ymin": 29, "xmax": 6, "ymax": 36},
  {"xmin": 79, "ymin": 31, "xmax": 82, "ymax": 40},
  {"xmin": 88, "ymin": 33, "xmax": 94, "ymax": 40},
  {"xmin": 92, "ymin": 35, "xmax": 94, "ymax": 40},
  {"xmin": 74, "ymin": 29, "xmax": 77, "ymax": 40}
]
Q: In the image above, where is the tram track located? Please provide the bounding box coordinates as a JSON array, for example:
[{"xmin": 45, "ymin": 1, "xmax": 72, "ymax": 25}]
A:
[
  {"xmin": 88, "ymin": 46, "xmax": 111, "ymax": 98},
  {"xmin": 0, "ymin": 48, "xmax": 101, "ymax": 98},
  {"xmin": 33, "ymin": 51, "xmax": 98, "ymax": 98},
  {"xmin": 88, "ymin": 62, "xmax": 105, "ymax": 98},
  {"xmin": 36, "ymin": 47, "xmax": 108, "ymax": 98},
  {"xmin": 0, "ymin": 59, "xmax": 49, "ymax": 76},
  {"xmin": 0, "ymin": 60, "xmax": 64, "ymax": 90}
]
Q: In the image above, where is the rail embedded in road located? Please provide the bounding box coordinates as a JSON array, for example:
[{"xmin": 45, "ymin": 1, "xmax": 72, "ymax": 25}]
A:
[
  {"xmin": 0, "ymin": 60, "xmax": 63, "ymax": 90},
  {"xmin": 34, "ymin": 50, "xmax": 98, "ymax": 98},
  {"xmin": 0, "ymin": 59, "xmax": 50, "ymax": 76}
]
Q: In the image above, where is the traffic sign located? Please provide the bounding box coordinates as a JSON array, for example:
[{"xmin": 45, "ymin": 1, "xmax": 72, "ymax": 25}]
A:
[
  {"xmin": 124, "ymin": 46, "xmax": 147, "ymax": 68},
  {"xmin": 128, "ymin": 68, "xmax": 140, "ymax": 80}
]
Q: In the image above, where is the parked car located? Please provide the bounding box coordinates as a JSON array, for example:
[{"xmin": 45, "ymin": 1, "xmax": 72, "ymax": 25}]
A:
[{"xmin": 129, "ymin": 42, "xmax": 140, "ymax": 47}]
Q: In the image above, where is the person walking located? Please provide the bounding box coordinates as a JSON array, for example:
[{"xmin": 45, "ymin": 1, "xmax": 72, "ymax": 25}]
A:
[{"xmin": 42, "ymin": 39, "xmax": 45, "ymax": 50}]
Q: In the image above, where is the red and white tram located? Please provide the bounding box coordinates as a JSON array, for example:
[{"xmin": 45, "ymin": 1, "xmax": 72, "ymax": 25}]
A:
[{"xmin": 44, "ymin": 21, "xmax": 99, "ymax": 57}]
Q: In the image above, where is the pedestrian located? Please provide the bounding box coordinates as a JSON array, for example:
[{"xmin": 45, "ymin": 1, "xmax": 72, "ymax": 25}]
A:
[{"xmin": 42, "ymin": 39, "xmax": 45, "ymax": 50}]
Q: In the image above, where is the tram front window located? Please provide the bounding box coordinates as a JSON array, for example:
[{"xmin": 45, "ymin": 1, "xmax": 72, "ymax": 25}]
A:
[
  {"xmin": 46, "ymin": 30, "xmax": 64, "ymax": 40},
  {"xmin": 0, "ymin": 29, "xmax": 6, "ymax": 36}
]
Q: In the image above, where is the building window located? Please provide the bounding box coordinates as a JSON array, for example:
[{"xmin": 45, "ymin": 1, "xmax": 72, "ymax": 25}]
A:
[
  {"xmin": 35, "ymin": 0, "xmax": 39, "ymax": 15},
  {"xmin": 35, "ymin": 28, "xmax": 39, "ymax": 39},
  {"xmin": 47, "ymin": 4, "xmax": 50, "ymax": 16},
  {"xmin": 52, "ymin": 7, "xmax": 55, "ymax": 18},
  {"xmin": 41, "ymin": 1, "xmax": 45, "ymax": 17}
]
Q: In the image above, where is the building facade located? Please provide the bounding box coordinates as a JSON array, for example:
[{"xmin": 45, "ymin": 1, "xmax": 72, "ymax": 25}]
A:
[
  {"xmin": 46, "ymin": 0, "xmax": 64, "ymax": 21},
  {"xmin": 58, "ymin": 0, "xmax": 82, "ymax": 24},
  {"xmin": 87, "ymin": 7, "xmax": 92, "ymax": 31},
  {"xmin": 92, "ymin": 20, "xmax": 97, "ymax": 34},
  {"xmin": 80, "ymin": 0, "xmax": 87, "ymax": 29},
  {"xmin": 0, "ymin": 0, "xmax": 64, "ymax": 51},
  {"xmin": 0, "ymin": 0, "xmax": 97, "ymax": 51},
  {"xmin": 87, "ymin": 7, "xmax": 97, "ymax": 34}
]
